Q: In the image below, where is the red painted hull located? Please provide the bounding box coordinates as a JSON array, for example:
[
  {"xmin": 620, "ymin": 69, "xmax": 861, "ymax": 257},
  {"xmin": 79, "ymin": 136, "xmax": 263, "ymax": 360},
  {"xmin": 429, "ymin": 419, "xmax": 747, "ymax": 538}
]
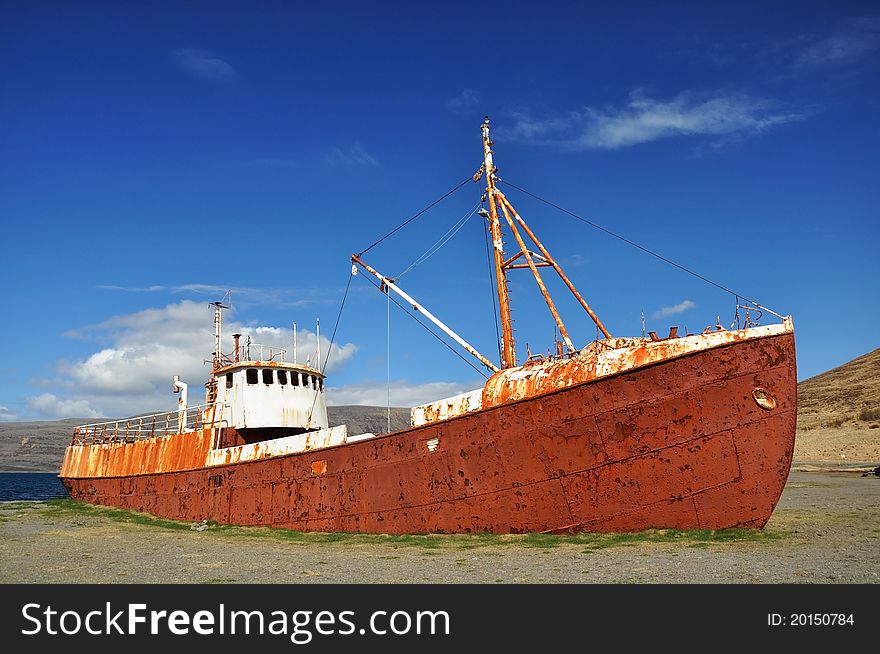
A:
[{"xmin": 61, "ymin": 332, "xmax": 796, "ymax": 533}]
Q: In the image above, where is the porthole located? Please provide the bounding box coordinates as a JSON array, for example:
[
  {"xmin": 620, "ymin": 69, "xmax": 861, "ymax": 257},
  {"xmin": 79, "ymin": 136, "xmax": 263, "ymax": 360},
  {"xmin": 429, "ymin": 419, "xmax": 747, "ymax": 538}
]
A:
[{"xmin": 753, "ymin": 387, "xmax": 777, "ymax": 411}]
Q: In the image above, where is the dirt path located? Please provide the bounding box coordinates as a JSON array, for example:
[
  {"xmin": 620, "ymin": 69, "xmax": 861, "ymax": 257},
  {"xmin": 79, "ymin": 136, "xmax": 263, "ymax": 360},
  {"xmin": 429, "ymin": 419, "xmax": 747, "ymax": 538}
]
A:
[{"xmin": 1, "ymin": 471, "xmax": 876, "ymax": 584}]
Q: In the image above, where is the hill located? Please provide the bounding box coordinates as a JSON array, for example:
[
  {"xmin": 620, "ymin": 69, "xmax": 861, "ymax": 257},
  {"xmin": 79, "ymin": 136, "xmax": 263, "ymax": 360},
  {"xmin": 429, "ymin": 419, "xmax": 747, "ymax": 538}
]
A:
[
  {"xmin": 0, "ymin": 418, "xmax": 87, "ymax": 472},
  {"xmin": 326, "ymin": 405, "xmax": 411, "ymax": 435},
  {"xmin": 794, "ymin": 347, "xmax": 880, "ymax": 463}
]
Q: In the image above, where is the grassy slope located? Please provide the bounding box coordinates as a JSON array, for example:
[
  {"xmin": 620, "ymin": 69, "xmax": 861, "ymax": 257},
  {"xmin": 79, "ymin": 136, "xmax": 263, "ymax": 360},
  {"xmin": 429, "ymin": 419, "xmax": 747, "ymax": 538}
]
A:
[{"xmin": 794, "ymin": 347, "xmax": 880, "ymax": 462}]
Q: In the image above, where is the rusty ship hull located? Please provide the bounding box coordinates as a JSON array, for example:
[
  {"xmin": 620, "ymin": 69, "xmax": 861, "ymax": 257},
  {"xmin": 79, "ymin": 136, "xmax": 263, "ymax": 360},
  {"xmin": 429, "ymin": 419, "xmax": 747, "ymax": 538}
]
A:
[{"xmin": 60, "ymin": 327, "xmax": 796, "ymax": 534}]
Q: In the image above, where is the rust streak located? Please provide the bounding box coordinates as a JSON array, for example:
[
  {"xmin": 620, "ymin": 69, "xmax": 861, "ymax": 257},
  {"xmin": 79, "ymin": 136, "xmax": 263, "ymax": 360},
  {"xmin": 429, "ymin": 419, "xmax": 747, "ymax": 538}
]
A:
[{"xmin": 60, "ymin": 331, "xmax": 796, "ymax": 534}]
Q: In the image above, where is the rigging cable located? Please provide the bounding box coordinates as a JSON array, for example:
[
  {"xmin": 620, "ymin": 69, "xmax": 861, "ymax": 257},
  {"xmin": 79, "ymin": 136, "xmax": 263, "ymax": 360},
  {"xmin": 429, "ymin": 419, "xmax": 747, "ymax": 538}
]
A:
[
  {"xmin": 396, "ymin": 200, "xmax": 481, "ymax": 279},
  {"xmin": 386, "ymin": 288, "xmax": 391, "ymax": 433},
  {"xmin": 497, "ymin": 179, "xmax": 762, "ymax": 307},
  {"xmin": 357, "ymin": 177, "xmax": 473, "ymax": 257},
  {"xmin": 481, "ymin": 196, "xmax": 502, "ymax": 362},
  {"xmin": 360, "ymin": 273, "xmax": 490, "ymax": 380},
  {"xmin": 306, "ymin": 270, "xmax": 354, "ymax": 428}
]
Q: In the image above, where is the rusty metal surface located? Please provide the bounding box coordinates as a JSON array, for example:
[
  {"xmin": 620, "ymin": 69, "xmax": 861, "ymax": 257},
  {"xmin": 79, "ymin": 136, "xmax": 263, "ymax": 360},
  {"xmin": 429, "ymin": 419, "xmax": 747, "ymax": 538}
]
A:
[
  {"xmin": 61, "ymin": 331, "xmax": 796, "ymax": 533},
  {"xmin": 482, "ymin": 318, "xmax": 793, "ymax": 410},
  {"xmin": 496, "ymin": 196, "xmax": 575, "ymax": 353},
  {"xmin": 411, "ymin": 388, "xmax": 483, "ymax": 427},
  {"xmin": 61, "ymin": 424, "xmax": 352, "ymax": 477},
  {"xmin": 61, "ymin": 428, "xmax": 215, "ymax": 479},
  {"xmin": 205, "ymin": 425, "xmax": 349, "ymax": 467},
  {"xmin": 495, "ymin": 190, "xmax": 612, "ymax": 340},
  {"xmin": 411, "ymin": 319, "xmax": 793, "ymax": 426},
  {"xmin": 481, "ymin": 118, "xmax": 516, "ymax": 369},
  {"xmin": 215, "ymin": 360, "xmax": 324, "ymax": 374}
]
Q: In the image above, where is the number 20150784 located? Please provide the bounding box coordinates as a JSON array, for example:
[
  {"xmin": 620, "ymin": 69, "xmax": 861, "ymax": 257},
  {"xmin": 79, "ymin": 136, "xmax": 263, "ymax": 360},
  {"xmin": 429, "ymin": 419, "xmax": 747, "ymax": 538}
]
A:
[{"xmin": 768, "ymin": 613, "xmax": 854, "ymax": 626}]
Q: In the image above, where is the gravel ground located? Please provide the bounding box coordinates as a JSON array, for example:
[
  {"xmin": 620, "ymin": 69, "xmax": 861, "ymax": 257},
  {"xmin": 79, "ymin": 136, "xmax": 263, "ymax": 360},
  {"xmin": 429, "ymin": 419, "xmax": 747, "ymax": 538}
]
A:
[{"xmin": 0, "ymin": 471, "xmax": 877, "ymax": 584}]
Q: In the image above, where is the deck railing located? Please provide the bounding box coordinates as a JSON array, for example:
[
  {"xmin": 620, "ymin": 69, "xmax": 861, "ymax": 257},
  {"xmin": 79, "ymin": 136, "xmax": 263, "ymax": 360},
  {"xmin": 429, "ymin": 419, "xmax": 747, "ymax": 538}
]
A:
[
  {"xmin": 216, "ymin": 343, "xmax": 288, "ymax": 368},
  {"xmin": 70, "ymin": 403, "xmax": 228, "ymax": 446}
]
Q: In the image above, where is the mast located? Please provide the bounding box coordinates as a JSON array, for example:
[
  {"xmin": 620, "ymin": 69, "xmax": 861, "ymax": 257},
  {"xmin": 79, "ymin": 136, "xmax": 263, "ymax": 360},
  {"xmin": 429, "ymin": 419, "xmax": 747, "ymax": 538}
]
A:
[
  {"xmin": 349, "ymin": 119, "xmax": 611, "ymax": 378},
  {"xmin": 482, "ymin": 117, "xmax": 517, "ymax": 369},
  {"xmin": 495, "ymin": 191, "xmax": 612, "ymax": 340},
  {"xmin": 207, "ymin": 300, "xmax": 228, "ymax": 406},
  {"xmin": 211, "ymin": 301, "xmax": 228, "ymax": 372},
  {"xmin": 480, "ymin": 117, "xmax": 611, "ymax": 358}
]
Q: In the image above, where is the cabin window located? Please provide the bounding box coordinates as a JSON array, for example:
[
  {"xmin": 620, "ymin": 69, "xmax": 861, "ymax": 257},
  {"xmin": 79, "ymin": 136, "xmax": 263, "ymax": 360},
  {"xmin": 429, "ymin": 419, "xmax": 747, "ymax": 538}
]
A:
[
  {"xmin": 262, "ymin": 369, "xmax": 274, "ymax": 384},
  {"xmin": 246, "ymin": 369, "xmax": 258, "ymax": 385},
  {"xmin": 225, "ymin": 373, "xmax": 233, "ymax": 389},
  {"xmin": 278, "ymin": 370, "xmax": 288, "ymax": 385},
  {"xmin": 318, "ymin": 377, "xmax": 324, "ymax": 391},
  {"xmin": 292, "ymin": 371, "xmax": 300, "ymax": 386},
  {"xmin": 302, "ymin": 373, "xmax": 310, "ymax": 388},
  {"xmin": 311, "ymin": 375, "xmax": 317, "ymax": 389}
]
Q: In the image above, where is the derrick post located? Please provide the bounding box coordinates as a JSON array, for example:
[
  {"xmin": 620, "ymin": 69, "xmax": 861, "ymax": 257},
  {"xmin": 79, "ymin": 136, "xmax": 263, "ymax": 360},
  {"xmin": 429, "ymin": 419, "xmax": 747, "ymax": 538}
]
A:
[{"xmin": 482, "ymin": 117, "xmax": 517, "ymax": 369}]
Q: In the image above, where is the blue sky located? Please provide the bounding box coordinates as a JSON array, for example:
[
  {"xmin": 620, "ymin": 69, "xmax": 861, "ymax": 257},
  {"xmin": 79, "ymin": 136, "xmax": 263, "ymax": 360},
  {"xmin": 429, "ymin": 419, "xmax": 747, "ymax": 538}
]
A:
[{"xmin": 1, "ymin": 1, "xmax": 878, "ymax": 421}]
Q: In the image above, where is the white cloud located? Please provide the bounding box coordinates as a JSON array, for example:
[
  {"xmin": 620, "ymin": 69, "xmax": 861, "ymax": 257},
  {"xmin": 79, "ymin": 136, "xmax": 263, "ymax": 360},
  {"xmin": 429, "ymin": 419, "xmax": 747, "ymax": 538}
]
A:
[
  {"xmin": 0, "ymin": 405, "xmax": 18, "ymax": 422},
  {"xmin": 446, "ymin": 89, "xmax": 480, "ymax": 113},
  {"xmin": 25, "ymin": 394, "xmax": 101, "ymax": 419},
  {"xmin": 563, "ymin": 253, "xmax": 588, "ymax": 268},
  {"xmin": 97, "ymin": 285, "xmax": 166, "ymax": 292},
  {"xmin": 500, "ymin": 90, "xmax": 807, "ymax": 150},
  {"xmin": 651, "ymin": 300, "xmax": 695, "ymax": 320},
  {"xmin": 795, "ymin": 17, "xmax": 880, "ymax": 69},
  {"xmin": 28, "ymin": 300, "xmax": 357, "ymax": 420},
  {"xmin": 326, "ymin": 380, "xmax": 479, "ymax": 408},
  {"xmin": 93, "ymin": 283, "xmax": 333, "ymax": 310},
  {"xmin": 325, "ymin": 141, "xmax": 380, "ymax": 167},
  {"xmin": 175, "ymin": 48, "xmax": 236, "ymax": 81}
]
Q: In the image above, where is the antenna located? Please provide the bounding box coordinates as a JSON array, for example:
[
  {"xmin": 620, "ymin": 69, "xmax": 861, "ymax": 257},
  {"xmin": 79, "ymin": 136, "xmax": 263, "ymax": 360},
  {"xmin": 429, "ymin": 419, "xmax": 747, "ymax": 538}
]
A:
[
  {"xmin": 209, "ymin": 300, "xmax": 230, "ymax": 371},
  {"xmin": 316, "ymin": 318, "xmax": 321, "ymax": 370},
  {"xmin": 293, "ymin": 321, "xmax": 297, "ymax": 364}
]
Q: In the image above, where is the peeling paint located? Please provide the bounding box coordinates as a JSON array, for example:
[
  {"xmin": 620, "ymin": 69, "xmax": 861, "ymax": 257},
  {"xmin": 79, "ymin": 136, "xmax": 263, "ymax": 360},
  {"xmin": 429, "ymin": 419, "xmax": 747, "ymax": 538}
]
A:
[
  {"xmin": 60, "ymin": 330, "xmax": 797, "ymax": 534},
  {"xmin": 413, "ymin": 318, "xmax": 793, "ymax": 425}
]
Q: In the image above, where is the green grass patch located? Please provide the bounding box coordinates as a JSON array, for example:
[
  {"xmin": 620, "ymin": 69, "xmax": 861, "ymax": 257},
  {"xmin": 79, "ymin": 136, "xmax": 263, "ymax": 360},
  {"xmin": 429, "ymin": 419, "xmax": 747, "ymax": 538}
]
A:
[
  {"xmin": 36, "ymin": 499, "xmax": 195, "ymax": 531},
  {"xmin": 520, "ymin": 533, "xmax": 564, "ymax": 548},
  {"xmin": 15, "ymin": 499, "xmax": 787, "ymax": 550},
  {"xmin": 0, "ymin": 501, "xmax": 39, "ymax": 512},
  {"xmin": 496, "ymin": 528, "xmax": 782, "ymax": 550}
]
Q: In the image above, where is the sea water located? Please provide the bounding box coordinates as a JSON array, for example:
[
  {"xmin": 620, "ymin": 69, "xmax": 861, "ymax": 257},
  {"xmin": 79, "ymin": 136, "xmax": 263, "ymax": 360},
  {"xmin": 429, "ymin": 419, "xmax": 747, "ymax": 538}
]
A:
[{"xmin": 0, "ymin": 472, "xmax": 69, "ymax": 501}]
